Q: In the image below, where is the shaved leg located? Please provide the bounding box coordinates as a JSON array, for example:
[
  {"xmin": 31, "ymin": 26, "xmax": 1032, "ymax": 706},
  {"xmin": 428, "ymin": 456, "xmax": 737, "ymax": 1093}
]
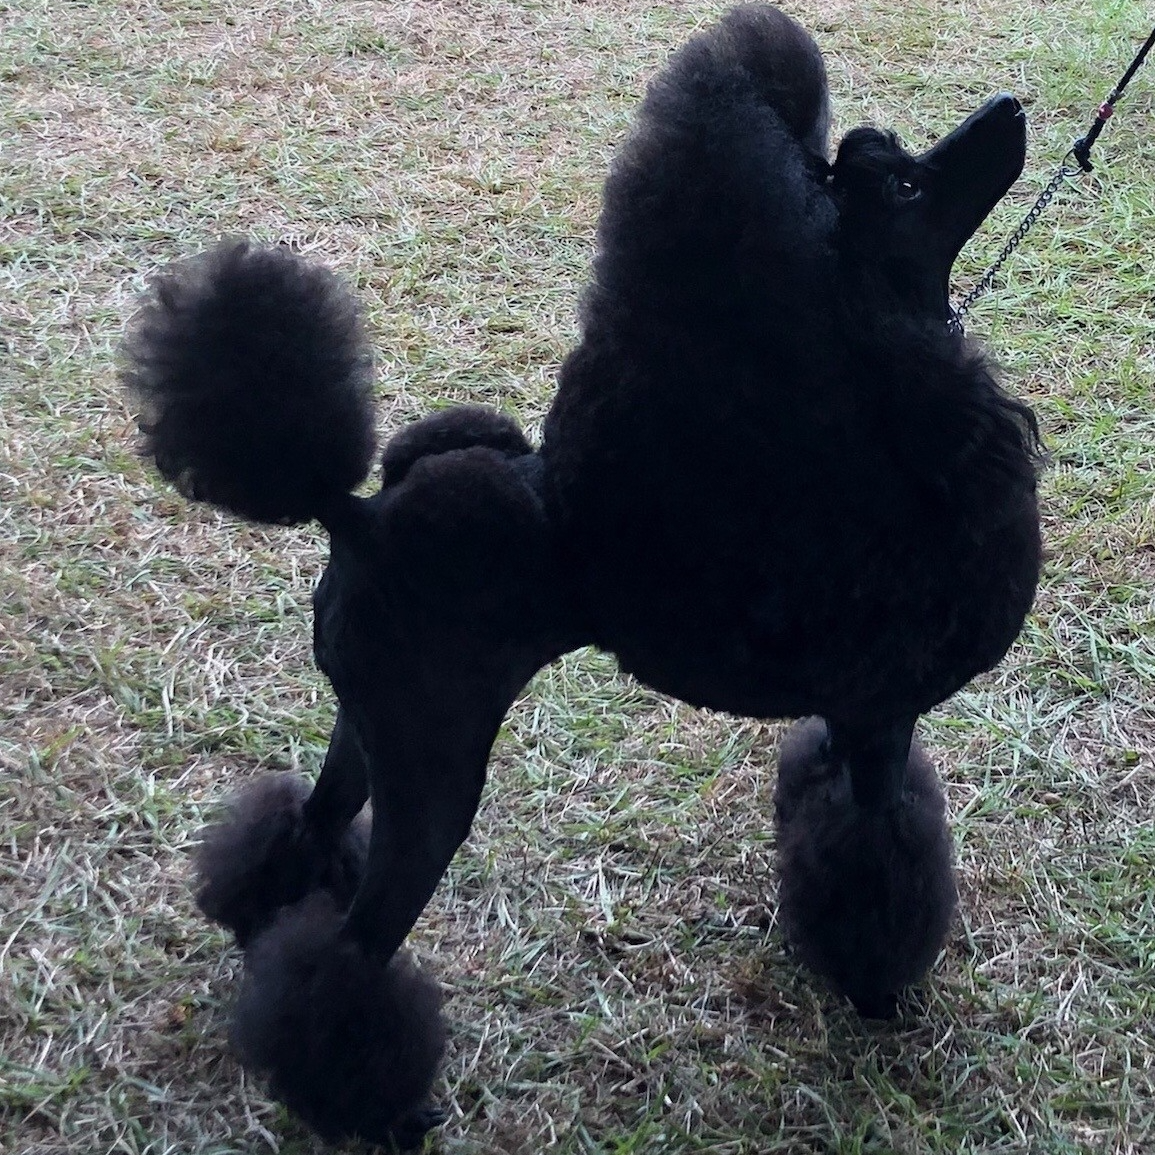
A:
[
  {"xmin": 826, "ymin": 715, "xmax": 917, "ymax": 809},
  {"xmin": 301, "ymin": 708, "xmax": 370, "ymax": 838}
]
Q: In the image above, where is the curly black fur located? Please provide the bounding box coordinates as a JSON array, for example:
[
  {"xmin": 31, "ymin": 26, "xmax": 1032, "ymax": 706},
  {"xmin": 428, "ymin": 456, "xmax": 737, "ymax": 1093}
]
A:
[
  {"xmin": 541, "ymin": 5, "xmax": 1040, "ymax": 725},
  {"xmin": 232, "ymin": 892, "xmax": 447, "ymax": 1149},
  {"xmin": 651, "ymin": 2, "xmax": 831, "ymax": 158},
  {"xmin": 120, "ymin": 240, "xmax": 376, "ymax": 525},
  {"xmin": 194, "ymin": 774, "xmax": 369, "ymax": 948},
  {"xmin": 118, "ymin": 3, "xmax": 1046, "ymax": 1143},
  {"xmin": 774, "ymin": 718, "xmax": 957, "ymax": 1018},
  {"xmin": 380, "ymin": 405, "xmax": 533, "ymax": 487}
]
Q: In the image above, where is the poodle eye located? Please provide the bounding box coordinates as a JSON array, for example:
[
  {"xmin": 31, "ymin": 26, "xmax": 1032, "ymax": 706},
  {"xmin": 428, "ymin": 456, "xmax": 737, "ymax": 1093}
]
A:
[{"xmin": 888, "ymin": 175, "xmax": 923, "ymax": 204}]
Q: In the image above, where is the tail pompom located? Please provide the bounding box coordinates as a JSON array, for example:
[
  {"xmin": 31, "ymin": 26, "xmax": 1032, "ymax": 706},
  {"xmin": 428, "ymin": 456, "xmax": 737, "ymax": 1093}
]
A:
[{"xmin": 120, "ymin": 240, "xmax": 376, "ymax": 525}]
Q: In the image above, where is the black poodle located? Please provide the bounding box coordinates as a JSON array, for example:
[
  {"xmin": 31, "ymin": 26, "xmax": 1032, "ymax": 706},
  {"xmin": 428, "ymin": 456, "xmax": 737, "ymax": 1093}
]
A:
[{"xmin": 120, "ymin": 4, "xmax": 1041, "ymax": 1145}]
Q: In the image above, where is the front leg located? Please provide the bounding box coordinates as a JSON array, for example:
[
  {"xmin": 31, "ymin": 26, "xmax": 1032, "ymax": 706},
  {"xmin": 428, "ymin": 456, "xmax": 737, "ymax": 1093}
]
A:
[
  {"xmin": 774, "ymin": 714, "xmax": 957, "ymax": 1018},
  {"xmin": 231, "ymin": 441, "xmax": 579, "ymax": 1147}
]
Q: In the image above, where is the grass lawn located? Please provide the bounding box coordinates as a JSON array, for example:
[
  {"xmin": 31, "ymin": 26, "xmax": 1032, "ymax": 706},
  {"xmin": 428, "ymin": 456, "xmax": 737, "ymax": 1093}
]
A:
[{"xmin": 2, "ymin": 0, "xmax": 1153, "ymax": 1152}]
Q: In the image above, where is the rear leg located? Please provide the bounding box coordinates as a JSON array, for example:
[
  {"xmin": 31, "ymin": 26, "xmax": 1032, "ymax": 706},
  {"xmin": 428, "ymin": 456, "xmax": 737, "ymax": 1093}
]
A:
[
  {"xmin": 195, "ymin": 407, "xmax": 542, "ymax": 952},
  {"xmin": 774, "ymin": 715, "xmax": 956, "ymax": 1018},
  {"xmin": 194, "ymin": 708, "xmax": 370, "ymax": 947},
  {"xmin": 231, "ymin": 440, "xmax": 578, "ymax": 1146}
]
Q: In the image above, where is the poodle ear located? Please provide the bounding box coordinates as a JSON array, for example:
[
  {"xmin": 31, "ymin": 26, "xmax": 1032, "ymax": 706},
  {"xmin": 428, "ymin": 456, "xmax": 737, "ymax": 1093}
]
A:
[{"xmin": 829, "ymin": 127, "xmax": 903, "ymax": 196}]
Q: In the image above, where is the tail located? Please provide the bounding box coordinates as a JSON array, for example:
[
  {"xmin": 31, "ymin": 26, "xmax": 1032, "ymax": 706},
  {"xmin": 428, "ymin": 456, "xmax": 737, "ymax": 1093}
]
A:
[{"xmin": 120, "ymin": 240, "xmax": 376, "ymax": 526}]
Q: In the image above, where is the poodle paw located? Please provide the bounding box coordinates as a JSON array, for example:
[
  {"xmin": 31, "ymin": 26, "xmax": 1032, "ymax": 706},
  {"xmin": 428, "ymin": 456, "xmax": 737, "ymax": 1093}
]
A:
[
  {"xmin": 774, "ymin": 719, "xmax": 957, "ymax": 1017},
  {"xmin": 231, "ymin": 892, "xmax": 447, "ymax": 1148},
  {"xmin": 194, "ymin": 773, "xmax": 368, "ymax": 947},
  {"xmin": 391, "ymin": 1103, "xmax": 449, "ymax": 1150}
]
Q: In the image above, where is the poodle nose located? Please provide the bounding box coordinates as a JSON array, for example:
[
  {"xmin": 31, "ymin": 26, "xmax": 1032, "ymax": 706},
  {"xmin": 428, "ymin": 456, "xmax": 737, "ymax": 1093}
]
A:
[
  {"xmin": 985, "ymin": 92, "xmax": 1025, "ymax": 124},
  {"xmin": 991, "ymin": 92, "xmax": 1023, "ymax": 116}
]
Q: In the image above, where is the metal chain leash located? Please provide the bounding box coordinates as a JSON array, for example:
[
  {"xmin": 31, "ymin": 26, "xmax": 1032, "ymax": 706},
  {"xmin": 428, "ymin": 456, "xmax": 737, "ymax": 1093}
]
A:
[
  {"xmin": 948, "ymin": 158, "xmax": 1080, "ymax": 333},
  {"xmin": 948, "ymin": 21, "xmax": 1155, "ymax": 335}
]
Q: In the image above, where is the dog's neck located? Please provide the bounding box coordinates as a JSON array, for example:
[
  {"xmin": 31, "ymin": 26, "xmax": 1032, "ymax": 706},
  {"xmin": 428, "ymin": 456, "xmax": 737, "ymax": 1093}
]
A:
[{"xmin": 839, "ymin": 250, "xmax": 956, "ymax": 334}]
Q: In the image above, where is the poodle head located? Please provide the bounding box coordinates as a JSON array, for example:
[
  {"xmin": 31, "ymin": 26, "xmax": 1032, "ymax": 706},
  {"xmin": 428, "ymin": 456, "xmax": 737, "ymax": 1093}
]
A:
[{"xmin": 831, "ymin": 93, "xmax": 1026, "ymax": 321}]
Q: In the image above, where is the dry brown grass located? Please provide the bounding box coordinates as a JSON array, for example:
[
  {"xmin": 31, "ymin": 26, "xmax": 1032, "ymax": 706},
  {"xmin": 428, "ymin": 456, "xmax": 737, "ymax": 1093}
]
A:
[{"xmin": 2, "ymin": 0, "xmax": 1153, "ymax": 1152}]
